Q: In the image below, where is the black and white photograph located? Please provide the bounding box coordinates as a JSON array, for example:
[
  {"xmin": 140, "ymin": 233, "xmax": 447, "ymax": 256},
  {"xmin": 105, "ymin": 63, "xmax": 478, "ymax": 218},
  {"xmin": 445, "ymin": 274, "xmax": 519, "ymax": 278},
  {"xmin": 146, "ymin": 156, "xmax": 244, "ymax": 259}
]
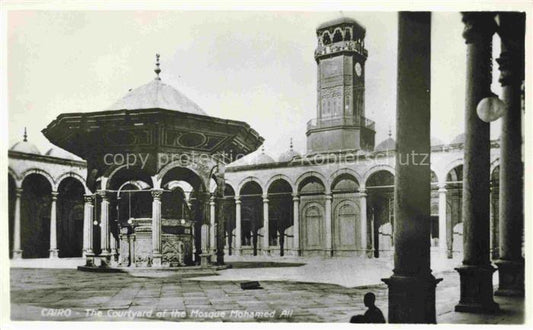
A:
[{"xmin": 0, "ymin": 1, "xmax": 531, "ymax": 327}]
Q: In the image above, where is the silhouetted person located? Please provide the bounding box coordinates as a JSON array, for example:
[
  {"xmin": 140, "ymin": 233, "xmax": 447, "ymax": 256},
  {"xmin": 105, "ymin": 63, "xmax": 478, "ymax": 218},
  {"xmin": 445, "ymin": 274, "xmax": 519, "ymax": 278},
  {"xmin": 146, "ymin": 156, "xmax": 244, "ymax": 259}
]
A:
[
  {"xmin": 363, "ymin": 292, "xmax": 385, "ymax": 323},
  {"xmin": 349, "ymin": 315, "xmax": 365, "ymax": 323}
]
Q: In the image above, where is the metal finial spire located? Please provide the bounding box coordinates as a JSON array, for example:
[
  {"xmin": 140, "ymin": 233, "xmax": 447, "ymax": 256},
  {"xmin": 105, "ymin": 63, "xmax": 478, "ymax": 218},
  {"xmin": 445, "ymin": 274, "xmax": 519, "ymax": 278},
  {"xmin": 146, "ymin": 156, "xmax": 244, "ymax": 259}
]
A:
[
  {"xmin": 290, "ymin": 138, "xmax": 293, "ymax": 150},
  {"xmin": 154, "ymin": 53, "xmax": 161, "ymax": 80},
  {"xmin": 388, "ymin": 126, "xmax": 392, "ymax": 138},
  {"xmin": 23, "ymin": 127, "xmax": 27, "ymax": 142},
  {"xmin": 261, "ymin": 145, "xmax": 265, "ymax": 154}
]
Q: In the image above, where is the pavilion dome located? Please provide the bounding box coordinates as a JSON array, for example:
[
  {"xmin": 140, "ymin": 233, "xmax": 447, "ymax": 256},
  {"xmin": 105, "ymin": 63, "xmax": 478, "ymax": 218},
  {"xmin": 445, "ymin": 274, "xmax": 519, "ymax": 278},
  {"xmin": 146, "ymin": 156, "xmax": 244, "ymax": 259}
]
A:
[
  {"xmin": 10, "ymin": 140, "xmax": 40, "ymax": 155},
  {"xmin": 278, "ymin": 139, "xmax": 301, "ymax": 162},
  {"xmin": 106, "ymin": 79, "xmax": 207, "ymax": 116},
  {"xmin": 450, "ymin": 133, "xmax": 465, "ymax": 145},
  {"xmin": 375, "ymin": 137, "xmax": 396, "ymax": 152},
  {"xmin": 45, "ymin": 147, "xmax": 81, "ymax": 161}
]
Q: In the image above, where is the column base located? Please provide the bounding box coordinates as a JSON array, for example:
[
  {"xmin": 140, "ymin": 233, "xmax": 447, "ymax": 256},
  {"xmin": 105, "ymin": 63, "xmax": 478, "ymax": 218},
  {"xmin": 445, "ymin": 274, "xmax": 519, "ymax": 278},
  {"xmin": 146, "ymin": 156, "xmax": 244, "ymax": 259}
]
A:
[
  {"xmin": 85, "ymin": 252, "xmax": 96, "ymax": 267},
  {"xmin": 234, "ymin": 248, "xmax": 241, "ymax": 256},
  {"xmin": 152, "ymin": 253, "xmax": 162, "ymax": 267},
  {"xmin": 99, "ymin": 252, "xmax": 111, "ymax": 268},
  {"xmin": 382, "ymin": 274, "xmax": 442, "ymax": 323},
  {"xmin": 494, "ymin": 259, "xmax": 524, "ymax": 297},
  {"xmin": 12, "ymin": 250, "xmax": 23, "ymax": 259},
  {"xmin": 49, "ymin": 249, "xmax": 59, "ymax": 259},
  {"xmin": 199, "ymin": 253, "xmax": 211, "ymax": 267},
  {"xmin": 454, "ymin": 265, "xmax": 499, "ymax": 313}
]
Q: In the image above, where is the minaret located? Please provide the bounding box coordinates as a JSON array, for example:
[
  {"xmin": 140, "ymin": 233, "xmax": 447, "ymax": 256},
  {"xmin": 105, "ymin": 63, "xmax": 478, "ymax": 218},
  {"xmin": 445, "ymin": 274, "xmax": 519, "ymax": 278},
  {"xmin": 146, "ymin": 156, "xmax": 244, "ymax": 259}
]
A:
[{"xmin": 306, "ymin": 17, "xmax": 375, "ymax": 153}]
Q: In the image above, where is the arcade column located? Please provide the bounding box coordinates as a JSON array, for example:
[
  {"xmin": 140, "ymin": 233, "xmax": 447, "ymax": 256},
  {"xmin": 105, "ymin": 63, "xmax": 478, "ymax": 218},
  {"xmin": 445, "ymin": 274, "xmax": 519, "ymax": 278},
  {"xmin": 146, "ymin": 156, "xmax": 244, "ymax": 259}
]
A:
[
  {"xmin": 49, "ymin": 191, "xmax": 59, "ymax": 258},
  {"xmin": 359, "ymin": 188, "xmax": 368, "ymax": 257},
  {"xmin": 262, "ymin": 194, "xmax": 269, "ymax": 255},
  {"xmin": 210, "ymin": 194, "xmax": 216, "ymax": 255},
  {"xmin": 382, "ymin": 12, "xmax": 441, "ymax": 323},
  {"xmin": 292, "ymin": 193, "xmax": 300, "ymax": 255},
  {"xmin": 325, "ymin": 193, "xmax": 332, "ymax": 256},
  {"xmin": 98, "ymin": 190, "xmax": 111, "ymax": 267},
  {"xmin": 455, "ymin": 12, "xmax": 499, "ymax": 313},
  {"xmin": 495, "ymin": 12, "xmax": 525, "ymax": 297},
  {"xmin": 151, "ymin": 189, "xmax": 164, "ymax": 267},
  {"xmin": 12, "ymin": 188, "xmax": 23, "ymax": 259},
  {"xmin": 83, "ymin": 194, "xmax": 95, "ymax": 266},
  {"xmin": 438, "ymin": 184, "xmax": 447, "ymax": 255},
  {"xmin": 235, "ymin": 196, "xmax": 242, "ymax": 256}
]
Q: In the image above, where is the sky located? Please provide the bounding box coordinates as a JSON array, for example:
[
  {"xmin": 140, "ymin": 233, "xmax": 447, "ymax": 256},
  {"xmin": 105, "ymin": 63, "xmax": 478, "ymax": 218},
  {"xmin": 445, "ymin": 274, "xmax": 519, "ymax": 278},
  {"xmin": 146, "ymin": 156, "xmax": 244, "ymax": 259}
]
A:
[{"xmin": 7, "ymin": 11, "xmax": 503, "ymax": 159}]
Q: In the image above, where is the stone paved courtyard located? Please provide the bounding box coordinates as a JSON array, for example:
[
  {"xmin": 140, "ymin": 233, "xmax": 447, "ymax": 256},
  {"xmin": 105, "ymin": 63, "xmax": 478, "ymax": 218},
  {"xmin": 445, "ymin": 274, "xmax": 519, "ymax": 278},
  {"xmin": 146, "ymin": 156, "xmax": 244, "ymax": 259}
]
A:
[{"xmin": 9, "ymin": 257, "xmax": 524, "ymax": 323}]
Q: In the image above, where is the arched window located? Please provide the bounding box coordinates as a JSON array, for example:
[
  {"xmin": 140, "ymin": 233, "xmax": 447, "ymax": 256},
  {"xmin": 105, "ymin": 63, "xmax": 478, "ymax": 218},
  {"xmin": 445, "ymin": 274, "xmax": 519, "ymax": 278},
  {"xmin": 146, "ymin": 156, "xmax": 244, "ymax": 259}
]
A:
[
  {"xmin": 344, "ymin": 29, "xmax": 352, "ymax": 41},
  {"xmin": 333, "ymin": 29, "xmax": 343, "ymax": 42},
  {"xmin": 322, "ymin": 32, "xmax": 331, "ymax": 45},
  {"xmin": 304, "ymin": 206, "xmax": 323, "ymax": 248}
]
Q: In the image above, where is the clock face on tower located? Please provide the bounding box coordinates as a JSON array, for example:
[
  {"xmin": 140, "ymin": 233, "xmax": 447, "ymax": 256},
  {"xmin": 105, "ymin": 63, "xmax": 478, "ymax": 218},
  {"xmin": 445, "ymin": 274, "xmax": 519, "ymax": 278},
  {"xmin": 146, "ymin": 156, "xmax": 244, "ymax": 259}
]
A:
[{"xmin": 355, "ymin": 62, "xmax": 362, "ymax": 77}]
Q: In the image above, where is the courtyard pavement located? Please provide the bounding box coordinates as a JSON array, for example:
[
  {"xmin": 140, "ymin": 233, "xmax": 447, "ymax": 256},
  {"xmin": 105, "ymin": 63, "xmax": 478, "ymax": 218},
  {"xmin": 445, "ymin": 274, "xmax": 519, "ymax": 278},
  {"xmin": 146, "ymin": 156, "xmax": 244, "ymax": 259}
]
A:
[{"xmin": 9, "ymin": 253, "xmax": 524, "ymax": 323}]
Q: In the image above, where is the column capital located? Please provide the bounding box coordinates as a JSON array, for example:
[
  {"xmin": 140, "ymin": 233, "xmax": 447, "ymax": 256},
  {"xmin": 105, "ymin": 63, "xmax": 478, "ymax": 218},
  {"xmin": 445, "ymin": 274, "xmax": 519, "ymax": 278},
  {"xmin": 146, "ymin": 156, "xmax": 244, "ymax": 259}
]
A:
[
  {"xmin": 461, "ymin": 12, "xmax": 497, "ymax": 44},
  {"xmin": 438, "ymin": 183, "xmax": 447, "ymax": 193},
  {"xmin": 234, "ymin": 195, "xmax": 241, "ymax": 202},
  {"xmin": 359, "ymin": 187, "xmax": 367, "ymax": 195},
  {"xmin": 497, "ymin": 11, "xmax": 525, "ymax": 86},
  {"xmin": 325, "ymin": 193, "xmax": 332, "ymax": 200},
  {"xmin": 83, "ymin": 194, "xmax": 94, "ymax": 204},
  {"xmin": 262, "ymin": 195, "xmax": 269, "ymax": 203},
  {"xmin": 96, "ymin": 190, "xmax": 109, "ymax": 200},
  {"xmin": 15, "ymin": 187, "xmax": 23, "ymax": 197},
  {"xmin": 51, "ymin": 191, "xmax": 59, "ymax": 200},
  {"xmin": 151, "ymin": 189, "xmax": 164, "ymax": 200},
  {"xmin": 292, "ymin": 193, "xmax": 300, "ymax": 202}
]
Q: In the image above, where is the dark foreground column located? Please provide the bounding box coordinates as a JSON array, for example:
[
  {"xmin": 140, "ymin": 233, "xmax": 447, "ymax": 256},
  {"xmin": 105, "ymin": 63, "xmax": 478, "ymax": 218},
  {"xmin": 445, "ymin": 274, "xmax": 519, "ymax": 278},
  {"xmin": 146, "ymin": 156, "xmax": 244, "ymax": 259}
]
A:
[
  {"xmin": 455, "ymin": 12, "xmax": 499, "ymax": 313},
  {"xmin": 382, "ymin": 12, "xmax": 440, "ymax": 323},
  {"xmin": 495, "ymin": 12, "xmax": 525, "ymax": 297}
]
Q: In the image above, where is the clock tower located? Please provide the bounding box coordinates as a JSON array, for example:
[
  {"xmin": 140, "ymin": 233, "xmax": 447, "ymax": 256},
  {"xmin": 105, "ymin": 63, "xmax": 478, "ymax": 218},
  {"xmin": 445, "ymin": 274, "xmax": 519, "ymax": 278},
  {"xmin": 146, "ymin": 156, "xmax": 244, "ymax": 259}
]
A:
[{"xmin": 306, "ymin": 17, "xmax": 375, "ymax": 153}]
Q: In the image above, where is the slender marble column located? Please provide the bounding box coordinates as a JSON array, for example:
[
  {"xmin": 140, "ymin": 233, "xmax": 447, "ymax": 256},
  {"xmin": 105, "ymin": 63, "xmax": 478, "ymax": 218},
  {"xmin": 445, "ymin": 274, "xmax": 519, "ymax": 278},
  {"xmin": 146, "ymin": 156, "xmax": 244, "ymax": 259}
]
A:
[
  {"xmin": 455, "ymin": 12, "xmax": 499, "ymax": 313},
  {"xmin": 83, "ymin": 194, "xmax": 95, "ymax": 265},
  {"xmin": 12, "ymin": 188, "xmax": 23, "ymax": 259},
  {"xmin": 359, "ymin": 188, "xmax": 368, "ymax": 257},
  {"xmin": 151, "ymin": 189, "xmax": 163, "ymax": 267},
  {"xmin": 382, "ymin": 12, "xmax": 440, "ymax": 323},
  {"xmin": 495, "ymin": 12, "xmax": 525, "ymax": 297},
  {"xmin": 209, "ymin": 195, "xmax": 216, "ymax": 254},
  {"xmin": 262, "ymin": 194, "xmax": 269, "ymax": 255},
  {"xmin": 98, "ymin": 190, "xmax": 111, "ymax": 267},
  {"xmin": 438, "ymin": 184, "xmax": 447, "ymax": 255},
  {"xmin": 49, "ymin": 191, "xmax": 59, "ymax": 258},
  {"xmin": 324, "ymin": 193, "xmax": 332, "ymax": 256},
  {"xmin": 292, "ymin": 193, "xmax": 300, "ymax": 255},
  {"xmin": 235, "ymin": 196, "xmax": 242, "ymax": 256}
]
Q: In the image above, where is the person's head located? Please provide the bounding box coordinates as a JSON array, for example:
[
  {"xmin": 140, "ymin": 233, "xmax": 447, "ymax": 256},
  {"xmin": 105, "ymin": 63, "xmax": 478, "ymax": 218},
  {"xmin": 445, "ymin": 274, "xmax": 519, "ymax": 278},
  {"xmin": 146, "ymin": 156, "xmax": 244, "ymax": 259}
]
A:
[{"xmin": 364, "ymin": 292, "xmax": 376, "ymax": 307}]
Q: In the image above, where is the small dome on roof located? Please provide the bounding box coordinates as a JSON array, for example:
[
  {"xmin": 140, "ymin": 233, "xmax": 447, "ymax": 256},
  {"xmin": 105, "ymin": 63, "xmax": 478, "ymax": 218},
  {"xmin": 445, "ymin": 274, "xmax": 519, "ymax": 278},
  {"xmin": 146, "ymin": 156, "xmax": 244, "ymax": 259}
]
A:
[
  {"xmin": 253, "ymin": 146, "xmax": 275, "ymax": 165},
  {"xmin": 278, "ymin": 139, "xmax": 301, "ymax": 162},
  {"xmin": 451, "ymin": 133, "xmax": 465, "ymax": 145},
  {"xmin": 375, "ymin": 137, "xmax": 396, "ymax": 152},
  {"xmin": 10, "ymin": 128, "xmax": 40, "ymax": 155},
  {"xmin": 11, "ymin": 141, "xmax": 40, "ymax": 155},
  {"xmin": 318, "ymin": 17, "xmax": 365, "ymax": 33},
  {"xmin": 45, "ymin": 147, "xmax": 81, "ymax": 160}
]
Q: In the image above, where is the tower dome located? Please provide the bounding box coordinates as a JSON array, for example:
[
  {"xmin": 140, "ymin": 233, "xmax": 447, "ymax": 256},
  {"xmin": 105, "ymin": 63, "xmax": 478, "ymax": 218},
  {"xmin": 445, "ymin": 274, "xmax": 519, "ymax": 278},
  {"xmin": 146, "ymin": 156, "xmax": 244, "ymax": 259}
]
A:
[
  {"xmin": 10, "ymin": 128, "xmax": 40, "ymax": 155},
  {"xmin": 278, "ymin": 138, "xmax": 301, "ymax": 162}
]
